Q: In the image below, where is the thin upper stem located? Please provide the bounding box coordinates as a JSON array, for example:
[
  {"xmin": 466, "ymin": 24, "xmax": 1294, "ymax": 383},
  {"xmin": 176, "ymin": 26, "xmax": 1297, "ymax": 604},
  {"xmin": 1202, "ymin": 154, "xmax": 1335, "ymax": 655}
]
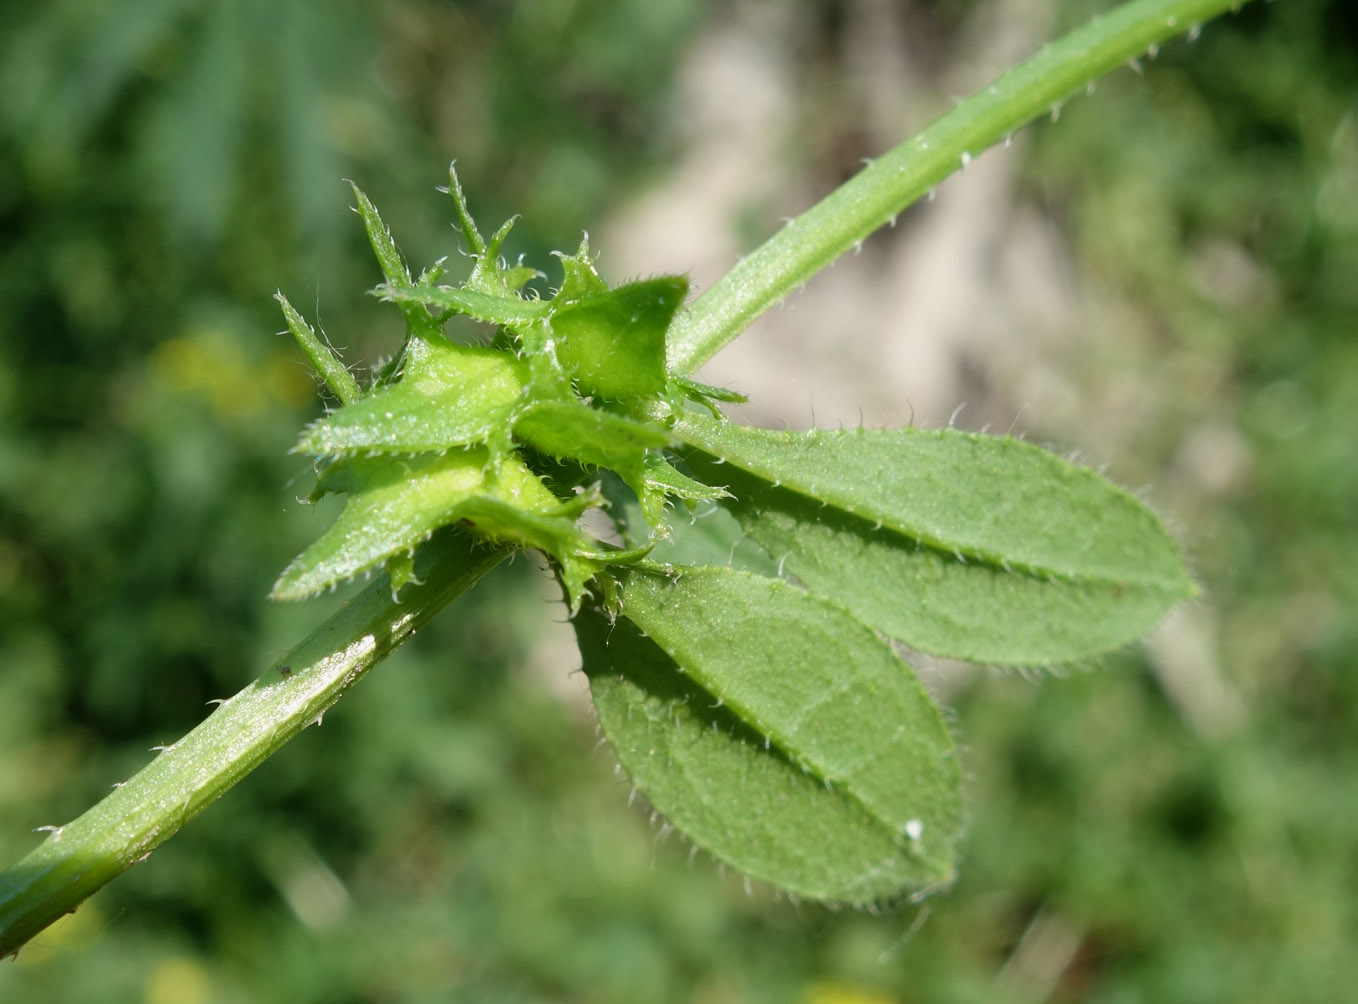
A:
[{"xmin": 667, "ymin": 0, "xmax": 1253, "ymax": 376}]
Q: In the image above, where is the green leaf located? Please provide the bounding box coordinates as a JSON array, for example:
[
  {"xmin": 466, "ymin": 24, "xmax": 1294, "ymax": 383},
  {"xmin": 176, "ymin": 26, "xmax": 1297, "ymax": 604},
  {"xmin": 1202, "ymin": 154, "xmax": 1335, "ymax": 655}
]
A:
[
  {"xmin": 641, "ymin": 455, "xmax": 729, "ymax": 506},
  {"xmin": 453, "ymin": 497, "xmax": 604, "ymax": 610},
  {"xmin": 272, "ymin": 448, "xmax": 590, "ymax": 602},
  {"xmin": 677, "ymin": 414, "xmax": 1195, "ymax": 592},
  {"xmin": 686, "ymin": 453, "xmax": 1187, "ymax": 665},
  {"xmin": 671, "ymin": 375, "xmax": 749, "ymax": 412},
  {"xmin": 623, "ymin": 454, "xmax": 731, "ymax": 531},
  {"xmin": 274, "ymin": 449, "xmax": 490, "ymax": 600},
  {"xmin": 295, "ymin": 334, "xmax": 527, "ymax": 456},
  {"xmin": 552, "ymin": 276, "xmax": 686, "ymax": 400},
  {"xmin": 607, "ymin": 467, "xmax": 772, "ymax": 573},
  {"xmin": 475, "ymin": 216, "xmax": 526, "ymax": 290},
  {"xmin": 514, "ymin": 399, "xmax": 671, "ymax": 467},
  {"xmin": 350, "ymin": 182, "xmax": 410, "ymax": 287},
  {"xmin": 514, "ymin": 399, "xmax": 674, "ymax": 525},
  {"xmin": 496, "ymin": 263, "xmax": 541, "ymax": 294},
  {"xmin": 377, "ymin": 282, "xmax": 551, "ymax": 328},
  {"xmin": 552, "ymin": 237, "xmax": 609, "ymax": 304},
  {"xmin": 579, "ymin": 565, "xmax": 962, "ymax": 902},
  {"xmin": 443, "ymin": 161, "xmax": 486, "ymax": 256},
  {"xmin": 275, "ymin": 292, "xmax": 362, "ymax": 406}
]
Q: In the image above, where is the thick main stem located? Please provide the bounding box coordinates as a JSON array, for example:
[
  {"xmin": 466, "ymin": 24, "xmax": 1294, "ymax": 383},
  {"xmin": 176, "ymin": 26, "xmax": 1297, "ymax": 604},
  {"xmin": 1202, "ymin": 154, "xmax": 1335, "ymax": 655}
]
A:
[
  {"xmin": 0, "ymin": 533, "xmax": 505, "ymax": 956},
  {"xmin": 667, "ymin": 0, "xmax": 1253, "ymax": 375}
]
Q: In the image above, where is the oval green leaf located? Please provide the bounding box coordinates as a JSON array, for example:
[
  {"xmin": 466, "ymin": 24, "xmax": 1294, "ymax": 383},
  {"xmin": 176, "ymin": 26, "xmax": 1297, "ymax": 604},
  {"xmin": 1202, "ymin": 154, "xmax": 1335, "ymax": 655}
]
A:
[
  {"xmin": 684, "ymin": 453, "xmax": 1188, "ymax": 665},
  {"xmin": 579, "ymin": 565, "xmax": 962, "ymax": 902},
  {"xmin": 677, "ymin": 414, "xmax": 1195, "ymax": 593}
]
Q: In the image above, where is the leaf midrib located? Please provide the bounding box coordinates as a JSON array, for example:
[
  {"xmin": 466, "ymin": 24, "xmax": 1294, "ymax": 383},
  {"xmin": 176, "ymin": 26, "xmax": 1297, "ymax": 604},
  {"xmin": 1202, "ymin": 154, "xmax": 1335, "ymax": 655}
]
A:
[
  {"xmin": 621, "ymin": 566, "xmax": 949, "ymax": 865},
  {"xmin": 676, "ymin": 419, "xmax": 1190, "ymax": 593}
]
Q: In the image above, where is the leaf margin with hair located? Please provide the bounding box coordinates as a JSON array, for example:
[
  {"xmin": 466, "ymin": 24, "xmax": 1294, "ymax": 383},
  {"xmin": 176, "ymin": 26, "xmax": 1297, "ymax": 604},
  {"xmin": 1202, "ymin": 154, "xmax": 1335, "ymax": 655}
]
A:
[
  {"xmin": 294, "ymin": 334, "xmax": 529, "ymax": 457},
  {"xmin": 271, "ymin": 447, "xmax": 604, "ymax": 604},
  {"xmin": 682, "ymin": 449, "xmax": 1190, "ymax": 665},
  {"xmin": 677, "ymin": 413, "xmax": 1195, "ymax": 592},
  {"xmin": 578, "ymin": 563, "xmax": 963, "ymax": 902}
]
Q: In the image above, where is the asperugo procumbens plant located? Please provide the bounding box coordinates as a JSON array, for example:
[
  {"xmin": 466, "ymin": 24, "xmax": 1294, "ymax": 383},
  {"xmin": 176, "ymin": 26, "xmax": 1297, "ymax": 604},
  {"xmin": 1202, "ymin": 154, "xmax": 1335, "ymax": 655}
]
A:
[{"xmin": 0, "ymin": 0, "xmax": 1247, "ymax": 955}]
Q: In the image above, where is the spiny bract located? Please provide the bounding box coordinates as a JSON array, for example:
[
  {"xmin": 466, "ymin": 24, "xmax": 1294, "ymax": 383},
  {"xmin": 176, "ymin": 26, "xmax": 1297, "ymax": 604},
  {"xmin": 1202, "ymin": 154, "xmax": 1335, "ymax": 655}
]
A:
[{"xmin": 272, "ymin": 166, "xmax": 731, "ymax": 609}]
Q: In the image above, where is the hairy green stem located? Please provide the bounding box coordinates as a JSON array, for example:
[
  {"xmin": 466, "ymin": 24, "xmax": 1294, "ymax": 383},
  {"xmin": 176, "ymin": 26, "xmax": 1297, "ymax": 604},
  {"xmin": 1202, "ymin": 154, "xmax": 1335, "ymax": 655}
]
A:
[
  {"xmin": 0, "ymin": 533, "xmax": 505, "ymax": 956},
  {"xmin": 668, "ymin": 0, "xmax": 1253, "ymax": 374}
]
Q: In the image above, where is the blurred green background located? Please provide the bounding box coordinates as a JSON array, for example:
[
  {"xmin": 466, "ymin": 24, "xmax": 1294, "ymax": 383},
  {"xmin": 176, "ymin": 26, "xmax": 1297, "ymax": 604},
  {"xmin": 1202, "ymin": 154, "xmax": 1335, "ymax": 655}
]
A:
[{"xmin": 1, "ymin": 0, "xmax": 1355, "ymax": 1001}]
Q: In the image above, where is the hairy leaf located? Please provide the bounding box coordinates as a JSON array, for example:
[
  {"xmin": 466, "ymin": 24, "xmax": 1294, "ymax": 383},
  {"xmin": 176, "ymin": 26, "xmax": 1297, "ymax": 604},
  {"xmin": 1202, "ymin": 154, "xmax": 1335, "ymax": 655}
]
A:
[
  {"xmin": 453, "ymin": 497, "xmax": 606, "ymax": 609},
  {"xmin": 513, "ymin": 399, "xmax": 671, "ymax": 468},
  {"xmin": 444, "ymin": 162, "xmax": 487, "ymax": 256},
  {"xmin": 671, "ymin": 375, "xmax": 748, "ymax": 409},
  {"xmin": 677, "ymin": 414, "xmax": 1194, "ymax": 593},
  {"xmin": 552, "ymin": 238, "xmax": 609, "ymax": 303},
  {"xmin": 377, "ymin": 282, "xmax": 551, "ymax": 327},
  {"xmin": 295, "ymin": 334, "xmax": 527, "ymax": 456},
  {"xmin": 579, "ymin": 565, "xmax": 962, "ymax": 901},
  {"xmin": 278, "ymin": 184, "xmax": 704, "ymax": 612},
  {"xmin": 514, "ymin": 398, "xmax": 673, "ymax": 525},
  {"xmin": 350, "ymin": 182, "xmax": 410, "ymax": 287},
  {"xmin": 272, "ymin": 448, "xmax": 591, "ymax": 601},
  {"xmin": 641, "ymin": 455, "xmax": 729, "ymax": 506},
  {"xmin": 552, "ymin": 277, "xmax": 686, "ymax": 400},
  {"xmin": 609, "ymin": 473, "xmax": 772, "ymax": 573},
  {"xmin": 685, "ymin": 453, "xmax": 1186, "ymax": 665},
  {"xmin": 276, "ymin": 292, "xmax": 361, "ymax": 406}
]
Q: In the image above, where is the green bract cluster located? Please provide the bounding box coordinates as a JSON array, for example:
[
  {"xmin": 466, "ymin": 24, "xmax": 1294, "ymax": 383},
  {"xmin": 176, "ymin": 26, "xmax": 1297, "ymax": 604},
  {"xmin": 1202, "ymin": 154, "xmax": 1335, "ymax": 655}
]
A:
[
  {"xmin": 273, "ymin": 169, "xmax": 729, "ymax": 610},
  {"xmin": 273, "ymin": 169, "xmax": 1195, "ymax": 905}
]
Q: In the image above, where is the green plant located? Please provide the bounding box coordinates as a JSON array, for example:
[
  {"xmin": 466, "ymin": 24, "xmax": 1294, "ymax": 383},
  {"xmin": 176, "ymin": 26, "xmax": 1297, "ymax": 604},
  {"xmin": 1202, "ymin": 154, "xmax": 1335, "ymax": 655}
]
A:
[{"xmin": 0, "ymin": 0, "xmax": 1250, "ymax": 956}]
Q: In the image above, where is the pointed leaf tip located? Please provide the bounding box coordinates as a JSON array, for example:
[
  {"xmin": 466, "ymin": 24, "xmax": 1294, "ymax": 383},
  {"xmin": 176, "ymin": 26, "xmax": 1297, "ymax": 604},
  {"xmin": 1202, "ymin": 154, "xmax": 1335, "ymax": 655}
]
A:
[
  {"xmin": 275, "ymin": 292, "xmax": 361, "ymax": 406},
  {"xmin": 349, "ymin": 183, "xmax": 411, "ymax": 287}
]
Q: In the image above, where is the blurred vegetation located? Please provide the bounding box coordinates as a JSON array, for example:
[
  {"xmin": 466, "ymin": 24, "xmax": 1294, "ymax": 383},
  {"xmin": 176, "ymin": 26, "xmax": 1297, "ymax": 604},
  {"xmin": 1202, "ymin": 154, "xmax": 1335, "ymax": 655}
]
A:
[{"xmin": 1, "ymin": 0, "xmax": 1355, "ymax": 1001}]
